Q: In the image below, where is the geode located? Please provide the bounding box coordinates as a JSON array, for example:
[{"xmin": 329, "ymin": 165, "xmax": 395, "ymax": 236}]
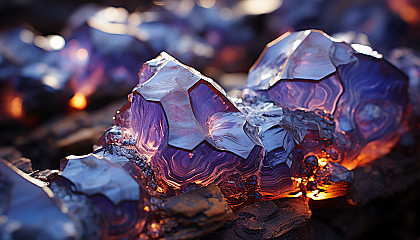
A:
[
  {"xmin": 100, "ymin": 52, "xmax": 264, "ymax": 203},
  {"xmin": 0, "ymin": 29, "xmax": 411, "ymax": 240},
  {"xmin": 248, "ymin": 30, "xmax": 409, "ymax": 170}
]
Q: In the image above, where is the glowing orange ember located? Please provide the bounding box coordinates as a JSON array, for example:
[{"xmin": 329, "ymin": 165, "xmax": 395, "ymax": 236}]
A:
[
  {"xmin": 69, "ymin": 92, "xmax": 87, "ymax": 110},
  {"xmin": 156, "ymin": 186, "xmax": 164, "ymax": 193},
  {"xmin": 388, "ymin": 0, "xmax": 420, "ymax": 24},
  {"xmin": 317, "ymin": 158, "xmax": 328, "ymax": 168},
  {"xmin": 10, "ymin": 96, "xmax": 23, "ymax": 119}
]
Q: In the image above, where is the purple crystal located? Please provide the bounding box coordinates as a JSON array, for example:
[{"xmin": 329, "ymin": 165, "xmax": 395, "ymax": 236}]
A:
[
  {"xmin": 248, "ymin": 30, "xmax": 409, "ymax": 170},
  {"xmin": 334, "ymin": 53, "xmax": 408, "ymax": 168},
  {"xmin": 267, "ymin": 73, "xmax": 343, "ymax": 113},
  {"xmin": 259, "ymin": 149, "xmax": 299, "ymax": 198},
  {"xmin": 102, "ymin": 52, "xmax": 264, "ymax": 196},
  {"xmin": 389, "ymin": 48, "xmax": 420, "ymax": 115},
  {"xmin": 60, "ymin": 153, "xmax": 149, "ymax": 239},
  {"xmin": 0, "ymin": 160, "xmax": 80, "ymax": 239}
]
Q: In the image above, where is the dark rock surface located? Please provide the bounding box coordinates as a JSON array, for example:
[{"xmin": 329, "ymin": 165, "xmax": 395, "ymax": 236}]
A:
[
  {"xmin": 204, "ymin": 198, "xmax": 311, "ymax": 240},
  {"xmin": 155, "ymin": 185, "xmax": 232, "ymax": 240}
]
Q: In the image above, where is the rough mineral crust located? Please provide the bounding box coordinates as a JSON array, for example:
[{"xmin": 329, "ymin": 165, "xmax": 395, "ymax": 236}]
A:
[
  {"xmin": 203, "ymin": 198, "xmax": 312, "ymax": 240},
  {"xmin": 158, "ymin": 185, "xmax": 232, "ymax": 240}
]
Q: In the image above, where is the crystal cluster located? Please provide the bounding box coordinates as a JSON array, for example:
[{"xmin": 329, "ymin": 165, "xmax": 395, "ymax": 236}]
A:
[
  {"xmin": 248, "ymin": 30, "xmax": 408, "ymax": 170},
  {"xmin": 1, "ymin": 29, "xmax": 410, "ymax": 239},
  {"xmin": 100, "ymin": 53, "xmax": 264, "ymax": 204},
  {"xmin": 96, "ymin": 30, "xmax": 409, "ymax": 202}
]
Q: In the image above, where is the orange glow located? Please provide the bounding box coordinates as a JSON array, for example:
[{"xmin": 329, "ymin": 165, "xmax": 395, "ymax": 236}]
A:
[
  {"xmin": 144, "ymin": 206, "xmax": 150, "ymax": 212},
  {"xmin": 76, "ymin": 48, "xmax": 88, "ymax": 60},
  {"xmin": 156, "ymin": 186, "xmax": 164, "ymax": 193},
  {"xmin": 69, "ymin": 92, "xmax": 87, "ymax": 110},
  {"xmin": 388, "ymin": 0, "xmax": 420, "ymax": 24},
  {"xmin": 401, "ymin": 6, "xmax": 420, "ymax": 23},
  {"xmin": 317, "ymin": 158, "xmax": 328, "ymax": 168},
  {"xmin": 291, "ymin": 177, "xmax": 302, "ymax": 185},
  {"xmin": 149, "ymin": 222, "xmax": 161, "ymax": 238},
  {"xmin": 10, "ymin": 96, "xmax": 23, "ymax": 118}
]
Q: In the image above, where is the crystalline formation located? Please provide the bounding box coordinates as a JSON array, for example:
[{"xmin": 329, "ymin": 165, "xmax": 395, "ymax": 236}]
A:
[
  {"xmin": 0, "ymin": 30, "xmax": 409, "ymax": 239},
  {"xmin": 100, "ymin": 52, "xmax": 264, "ymax": 205},
  {"xmin": 97, "ymin": 30, "xmax": 408, "ymax": 204}
]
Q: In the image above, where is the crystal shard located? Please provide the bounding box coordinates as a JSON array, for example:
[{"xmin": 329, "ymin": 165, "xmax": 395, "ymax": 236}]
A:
[
  {"xmin": 0, "ymin": 160, "xmax": 80, "ymax": 240},
  {"xmin": 60, "ymin": 153, "xmax": 149, "ymax": 239},
  {"xmin": 334, "ymin": 53, "xmax": 408, "ymax": 169},
  {"xmin": 249, "ymin": 30, "xmax": 409, "ymax": 170},
  {"xmin": 102, "ymin": 52, "xmax": 263, "ymax": 194},
  {"xmin": 248, "ymin": 30, "xmax": 341, "ymax": 90},
  {"xmin": 61, "ymin": 153, "xmax": 140, "ymax": 204}
]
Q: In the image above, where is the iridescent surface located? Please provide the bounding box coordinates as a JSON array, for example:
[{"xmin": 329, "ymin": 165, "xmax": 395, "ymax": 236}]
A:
[
  {"xmin": 102, "ymin": 52, "xmax": 263, "ymax": 192},
  {"xmin": 259, "ymin": 149, "xmax": 297, "ymax": 198},
  {"xmin": 249, "ymin": 30, "xmax": 409, "ymax": 171},
  {"xmin": 130, "ymin": 93, "xmax": 167, "ymax": 158},
  {"xmin": 61, "ymin": 153, "xmax": 149, "ymax": 239},
  {"xmin": 0, "ymin": 160, "xmax": 80, "ymax": 240},
  {"xmin": 334, "ymin": 54, "xmax": 408, "ymax": 169},
  {"xmin": 267, "ymin": 73, "xmax": 343, "ymax": 113},
  {"xmin": 248, "ymin": 30, "xmax": 340, "ymax": 90}
]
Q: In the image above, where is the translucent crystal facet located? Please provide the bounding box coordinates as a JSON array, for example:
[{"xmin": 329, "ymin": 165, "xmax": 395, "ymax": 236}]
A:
[
  {"xmin": 102, "ymin": 52, "xmax": 264, "ymax": 192},
  {"xmin": 248, "ymin": 30, "xmax": 342, "ymax": 90},
  {"xmin": 248, "ymin": 30, "xmax": 409, "ymax": 170},
  {"xmin": 0, "ymin": 160, "xmax": 80, "ymax": 240},
  {"xmin": 61, "ymin": 154, "xmax": 141, "ymax": 204},
  {"xmin": 60, "ymin": 153, "xmax": 149, "ymax": 239}
]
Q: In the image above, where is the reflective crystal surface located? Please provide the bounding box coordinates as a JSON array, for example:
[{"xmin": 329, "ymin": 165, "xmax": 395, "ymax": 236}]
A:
[
  {"xmin": 61, "ymin": 153, "xmax": 141, "ymax": 204},
  {"xmin": 0, "ymin": 160, "xmax": 80, "ymax": 240},
  {"xmin": 248, "ymin": 30, "xmax": 340, "ymax": 90},
  {"xmin": 60, "ymin": 153, "xmax": 149, "ymax": 239},
  {"xmin": 249, "ymin": 30, "xmax": 409, "ymax": 170},
  {"xmin": 101, "ymin": 52, "xmax": 264, "ymax": 195},
  {"xmin": 95, "ymin": 31, "xmax": 407, "ymax": 203}
]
